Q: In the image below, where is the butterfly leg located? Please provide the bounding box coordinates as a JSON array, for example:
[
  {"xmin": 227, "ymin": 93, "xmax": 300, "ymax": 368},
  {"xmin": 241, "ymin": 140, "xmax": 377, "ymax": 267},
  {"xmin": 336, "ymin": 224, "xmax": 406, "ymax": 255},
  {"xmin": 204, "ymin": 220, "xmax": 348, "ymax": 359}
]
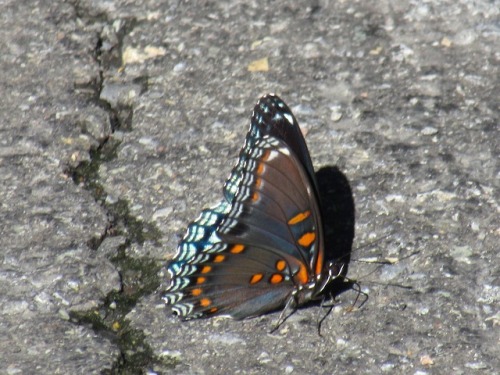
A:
[
  {"xmin": 317, "ymin": 297, "xmax": 336, "ymax": 337},
  {"xmin": 269, "ymin": 292, "xmax": 299, "ymax": 333},
  {"xmin": 345, "ymin": 278, "xmax": 369, "ymax": 310}
]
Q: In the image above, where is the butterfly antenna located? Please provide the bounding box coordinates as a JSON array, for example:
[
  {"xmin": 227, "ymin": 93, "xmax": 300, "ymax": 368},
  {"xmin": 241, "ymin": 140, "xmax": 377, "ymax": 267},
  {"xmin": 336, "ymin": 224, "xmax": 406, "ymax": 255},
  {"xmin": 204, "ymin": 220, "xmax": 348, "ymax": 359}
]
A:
[
  {"xmin": 323, "ymin": 232, "xmax": 398, "ymax": 274},
  {"xmin": 355, "ymin": 230, "xmax": 396, "ymax": 251},
  {"xmin": 354, "ymin": 250, "xmax": 419, "ymax": 289},
  {"xmin": 355, "ymin": 250, "xmax": 420, "ymax": 265},
  {"xmin": 361, "ymin": 280, "xmax": 413, "ymax": 290}
]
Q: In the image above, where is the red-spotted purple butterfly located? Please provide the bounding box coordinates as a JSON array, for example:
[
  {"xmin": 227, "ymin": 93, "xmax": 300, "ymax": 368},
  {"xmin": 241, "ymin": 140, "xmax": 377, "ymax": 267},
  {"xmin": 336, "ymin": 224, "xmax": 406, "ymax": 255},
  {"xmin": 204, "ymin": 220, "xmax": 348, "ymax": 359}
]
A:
[{"xmin": 164, "ymin": 94, "xmax": 345, "ymax": 320}]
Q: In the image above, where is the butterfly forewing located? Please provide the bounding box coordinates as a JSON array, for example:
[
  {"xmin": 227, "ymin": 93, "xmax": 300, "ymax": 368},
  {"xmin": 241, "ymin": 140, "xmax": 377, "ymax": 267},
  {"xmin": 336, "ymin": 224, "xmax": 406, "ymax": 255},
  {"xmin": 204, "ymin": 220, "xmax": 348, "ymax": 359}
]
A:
[
  {"xmin": 221, "ymin": 137, "xmax": 317, "ymax": 255},
  {"xmin": 164, "ymin": 94, "xmax": 326, "ymax": 320},
  {"xmin": 250, "ymin": 95, "xmax": 325, "ymax": 274}
]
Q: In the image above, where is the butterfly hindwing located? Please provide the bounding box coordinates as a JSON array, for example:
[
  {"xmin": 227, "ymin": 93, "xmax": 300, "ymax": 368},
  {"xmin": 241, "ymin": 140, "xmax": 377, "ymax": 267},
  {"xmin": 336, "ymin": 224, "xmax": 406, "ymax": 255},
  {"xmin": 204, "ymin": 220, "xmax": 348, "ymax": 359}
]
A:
[{"xmin": 168, "ymin": 242, "xmax": 297, "ymax": 319}]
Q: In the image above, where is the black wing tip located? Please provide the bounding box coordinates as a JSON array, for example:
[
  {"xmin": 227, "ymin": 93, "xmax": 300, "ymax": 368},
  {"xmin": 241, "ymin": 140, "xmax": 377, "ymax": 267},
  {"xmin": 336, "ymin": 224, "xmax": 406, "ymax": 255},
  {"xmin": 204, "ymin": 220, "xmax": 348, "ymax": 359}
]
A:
[
  {"xmin": 252, "ymin": 93, "xmax": 297, "ymax": 134},
  {"xmin": 260, "ymin": 92, "xmax": 277, "ymax": 99},
  {"xmin": 256, "ymin": 93, "xmax": 286, "ymax": 107},
  {"xmin": 253, "ymin": 93, "xmax": 294, "ymax": 118}
]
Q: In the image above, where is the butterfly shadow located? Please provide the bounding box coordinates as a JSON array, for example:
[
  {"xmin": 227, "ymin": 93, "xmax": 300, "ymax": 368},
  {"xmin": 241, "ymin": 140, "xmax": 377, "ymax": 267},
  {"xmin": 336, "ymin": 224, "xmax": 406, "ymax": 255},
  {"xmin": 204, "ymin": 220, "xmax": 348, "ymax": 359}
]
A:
[
  {"xmin": 314, "ymin": 165, "xmax": 357, "ymax": 304},
  {"xmin": 316, "ymin": 165, "xmax": 355, "ymax": 276}
]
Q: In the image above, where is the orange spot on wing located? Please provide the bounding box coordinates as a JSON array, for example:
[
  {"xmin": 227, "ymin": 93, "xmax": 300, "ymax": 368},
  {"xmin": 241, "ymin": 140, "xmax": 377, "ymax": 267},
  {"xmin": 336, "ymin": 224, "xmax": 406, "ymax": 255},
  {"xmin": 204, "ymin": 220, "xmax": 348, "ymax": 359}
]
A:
[
  {"xmin": 196, "ymin": 276, "xmax": 206, "ymax": 284},
  {"xmin": 208, "ymin": 307, "xmax": 218, "ymax": 314},
  {"xmin": 200, "ymin": 298, "xmax": 211, "ymax": 307},
  {"xmin": 191, "ymin": 288, "xmax": 202, "ymax": 296},
  {"xmin": 256, "ymin": 163, "xmax": 265, "ymax": 175},
  {"xmin": 251, "ymin": 191, "xmax": 260, "ymax": 202},
  {"xmin": 230, "ymin": 244, "xmax": 245, "ymax": 254},
  {"xmin": 255, "ymin": 177, "xmax": 262, "ymax": 188},
  {"xmin": 275, "ymin": 260, "xmax": 287, "ymax": 272},
  {"xmin": 250, "ymin": 273, "xmax": 263, "ymax": 284},
  {"xmin": 200, "ymin": 266, "xmax": 212, "ymax": 274},
  {"xmin": 298, "ymin": 232, "xmax": 316, "ymax": 247},
  {"xmin": 294, "ymin": 263, "xmax": 309, "ymax": 285},
  {"xmin": 269, "ymin": 273, "xmax": 284, "ymax": 284},
  {"xmin": 288, "ymin": 210, "xmax": 311, "ymax": 225},
  {"xmin": 213, "ymin": 254, "xmax": 225, "ymax": 263},
  {"xmin": 261, "ymin": 149, "xmax": 271, "ymax": 161},
  {"xmin": 314, "ymin": 247, "xmax": 325, "ymax": 276}
]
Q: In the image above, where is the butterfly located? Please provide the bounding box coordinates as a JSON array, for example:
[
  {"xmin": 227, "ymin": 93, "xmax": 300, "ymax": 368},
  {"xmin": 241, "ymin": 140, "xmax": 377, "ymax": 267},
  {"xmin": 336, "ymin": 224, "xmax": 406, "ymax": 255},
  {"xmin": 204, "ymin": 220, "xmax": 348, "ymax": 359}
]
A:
[{"xmin": 163, "ymin": 94, "xmax": 346, "ymax": 321}]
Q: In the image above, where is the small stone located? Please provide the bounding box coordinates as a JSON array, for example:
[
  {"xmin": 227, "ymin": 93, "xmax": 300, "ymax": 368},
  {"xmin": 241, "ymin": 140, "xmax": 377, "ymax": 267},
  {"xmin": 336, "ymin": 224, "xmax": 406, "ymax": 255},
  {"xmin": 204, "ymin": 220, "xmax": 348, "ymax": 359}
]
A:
[
  {"xmin": 420, "ymin": 355, "xmax": 434, "ymax": 366},
  {"xmin": 381, "ymin": 362, "xmax": 395, "ymax": 372},
  {"xmin": 440, "ymin": 37, "xmax": 452, "ymax": 47},
  {"xmin": 152, "ymin": 207, "xmax": 173, "ymax": 221},
  {"xmin": 415, "ymin": 305, "xmax": 430, "ymax": 315},
  {"xmin": 450, "ymin": 245, "xmax": 473, "ymax": 262},
  {"xmin": 336, "ymin": 338, "xmax": 347, "ymax": 347},
  {"xmin": 465, "ymin": 362, "xmax": 487, "ymax": 369},
  {"xmin": 173, "ymin": 62, "xmax": 186, "ymax": 72},
  {"xmin": 58, "ymin": 309, "xmax": 70, "ymax": 320},
  {"xmin": 330, "ymin": 105, "xmax": 343, "ymax": 122},
  {"xmin": 385, "ymin": 194, "xmax": 405, "ymax": 203},
  {"xmin": 122, "ymin": 45, "xmax": 166, "ymax": 64},
  {"xmin": 258, "ymin": 351, "xmax": 271, "ymax": 364},
  {"xmin": 247, "ymin": 57, "xmax": 269, "ymax": 72},
  {"xmin": 421, "ymin": 127, "xmax": 438, "ymax": 135}
]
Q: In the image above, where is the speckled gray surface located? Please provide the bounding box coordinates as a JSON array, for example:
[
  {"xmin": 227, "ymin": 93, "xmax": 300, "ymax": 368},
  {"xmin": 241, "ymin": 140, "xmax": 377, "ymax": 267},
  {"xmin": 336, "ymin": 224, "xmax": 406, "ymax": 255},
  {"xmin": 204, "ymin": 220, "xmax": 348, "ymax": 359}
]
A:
[
  {"xmin": 1, "ymin": 0, "xmax": 498, "ymax": 374},
  {"xmin": 0, "ymin": 1, "xmax": 121, "ymax": 373}
]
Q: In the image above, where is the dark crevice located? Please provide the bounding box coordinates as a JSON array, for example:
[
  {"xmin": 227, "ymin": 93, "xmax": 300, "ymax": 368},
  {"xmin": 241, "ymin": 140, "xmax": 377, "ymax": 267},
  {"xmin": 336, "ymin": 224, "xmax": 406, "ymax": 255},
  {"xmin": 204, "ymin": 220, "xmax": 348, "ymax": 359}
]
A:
[
  {"xmin": 63, "ymin": 11, "xmax": 164, "ymax": 373},
  {"xmin": 70, "ymin": 241, "xmax": 167, "ymax": 374}
]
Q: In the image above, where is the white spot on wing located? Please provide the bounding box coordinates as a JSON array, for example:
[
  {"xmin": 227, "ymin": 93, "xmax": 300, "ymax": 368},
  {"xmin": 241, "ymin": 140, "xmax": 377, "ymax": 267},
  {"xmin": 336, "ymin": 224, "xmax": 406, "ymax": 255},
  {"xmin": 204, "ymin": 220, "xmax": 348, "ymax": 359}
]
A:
[
  {"xmin": 283, "ymin": 112, "xmax": 294, "ymax": 125},
  {"xmin": 278, "ymin": 146, "xmax": 291, "ymax": 156}
]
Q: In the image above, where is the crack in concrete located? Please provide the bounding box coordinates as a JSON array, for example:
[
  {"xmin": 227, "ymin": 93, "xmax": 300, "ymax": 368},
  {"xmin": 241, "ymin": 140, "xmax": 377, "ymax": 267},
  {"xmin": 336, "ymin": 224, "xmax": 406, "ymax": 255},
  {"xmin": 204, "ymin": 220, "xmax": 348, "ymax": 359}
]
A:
[{"xmin": 63, "ymin": 12, "xmax": 167, "ymax": 373}]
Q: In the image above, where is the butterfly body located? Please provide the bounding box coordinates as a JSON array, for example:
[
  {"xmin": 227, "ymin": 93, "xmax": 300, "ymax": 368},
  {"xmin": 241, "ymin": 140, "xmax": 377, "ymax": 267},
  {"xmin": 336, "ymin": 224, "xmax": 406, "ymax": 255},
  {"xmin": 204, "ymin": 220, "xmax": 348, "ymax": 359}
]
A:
[{"xmin": 164, "ymin": 94, "xmax": 343, "ymax": 320}]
